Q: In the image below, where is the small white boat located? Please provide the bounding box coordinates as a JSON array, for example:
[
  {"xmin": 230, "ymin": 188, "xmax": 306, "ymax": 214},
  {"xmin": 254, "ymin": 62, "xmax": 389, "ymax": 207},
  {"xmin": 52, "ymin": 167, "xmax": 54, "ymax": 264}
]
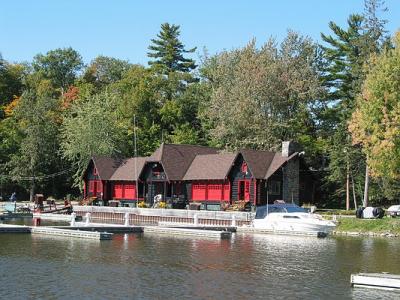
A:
[{"xmin": 253, "ymin": 203, "xmax": 336, "ymax": 235}]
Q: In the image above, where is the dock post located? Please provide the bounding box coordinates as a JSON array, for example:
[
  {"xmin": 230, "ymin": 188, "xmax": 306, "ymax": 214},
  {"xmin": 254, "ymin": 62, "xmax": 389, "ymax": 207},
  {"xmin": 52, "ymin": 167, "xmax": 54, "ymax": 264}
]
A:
[
  {"xmin": 85, "ymin": 213, "xmax": 91, "ymax": 226},
  {"xmin": 231, "ymin": 215, "xmax": 236, "ymax": 227},
  {"xmin": 124, "ymin": 212, "xmax": 130, "ymax": 227},
  {"xmin": 194, "ymin": 214, "xmax": 198, "ymax": 226},
  {"xmin": 70, "ymin": 212, "xmax": 76, "ymax": 227}
]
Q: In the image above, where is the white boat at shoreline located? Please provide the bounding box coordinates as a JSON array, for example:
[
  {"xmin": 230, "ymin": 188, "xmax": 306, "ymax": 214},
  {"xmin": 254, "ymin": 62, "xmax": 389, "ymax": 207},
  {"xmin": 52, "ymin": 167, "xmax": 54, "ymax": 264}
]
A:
[{"xmin": 253, "ymin": 203, "xmax": 336, "ymax": 235}]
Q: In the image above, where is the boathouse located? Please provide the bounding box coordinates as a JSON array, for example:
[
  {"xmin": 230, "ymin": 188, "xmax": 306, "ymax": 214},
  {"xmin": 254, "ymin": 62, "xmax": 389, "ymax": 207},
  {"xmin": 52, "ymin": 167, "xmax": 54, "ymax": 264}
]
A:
[{"xmin": 82, "ymin": 141, "xmax": 307, "ymax": 210}]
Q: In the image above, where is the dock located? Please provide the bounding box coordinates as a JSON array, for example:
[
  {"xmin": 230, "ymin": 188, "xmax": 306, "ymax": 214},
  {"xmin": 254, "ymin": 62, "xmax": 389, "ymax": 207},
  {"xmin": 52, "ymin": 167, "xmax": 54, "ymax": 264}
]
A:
[
  {"xmin": 32, "ymin": 213, "xmax": 82, "ymax": 222},
  {"xmin": 30, "ymin": 226, "xmax": 112, "ymax": 240},
  {"xmin": 351, "ymin": 273, "xmax": 400, "ymax": 290},
  {"xmin": 63, "ymin": 223, "xmax": 143, "ymax": 234},
  {"xmin": 236, "ymin": 226, "xmax": 328, "ymax": 238},
  {"xmin": 158, "ymin": 221, "xmax": 236, "ymax": 232},
  {"xmin": 0, "ymin": 224, "xmax": 31, "ymax": 233},
  {"xmin": 0, "ymin": 224, "xmax": 112, "ymax": 240},
  {"xmin": 144, "ymin": 226, "xmax": 232, "ymax": 239}
]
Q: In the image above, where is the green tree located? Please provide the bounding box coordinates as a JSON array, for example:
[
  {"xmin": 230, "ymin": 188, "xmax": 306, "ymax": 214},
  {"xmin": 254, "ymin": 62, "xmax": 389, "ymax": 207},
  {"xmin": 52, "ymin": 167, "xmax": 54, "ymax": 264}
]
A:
[
  {"xmin": 148, "ymin": 23, "xmax": 196, "ymax": 75},
  {"xmin": 82, "ymin": 55, "xmax": 131, "ymax": 89},
  {"xmin": 7, "ymin": 90, "xmax": 63, "ymax": 200},
  {"xmin": 0, "ymin": 55, "xmax": 25, "ymax": 113},
  {"xmin": 320, "ymin": 0, "xmax": 389, "ymax": 207},
  {"xmin": 61, "ymin": 91, "xmax": 129, "ymax": 187},
  {"xmin": 200, "ymin": 32, "xmax": 324, "ymax": 153},
  {"xmin": 32, "ymin": 47, "xmax": 83, "ymax": 95}
]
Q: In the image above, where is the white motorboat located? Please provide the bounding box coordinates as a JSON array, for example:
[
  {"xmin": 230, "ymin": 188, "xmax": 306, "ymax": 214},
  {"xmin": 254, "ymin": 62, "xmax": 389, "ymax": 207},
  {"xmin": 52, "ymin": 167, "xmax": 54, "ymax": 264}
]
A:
[{"xmin": 253, "ymin": 203, "xmax": 336, "ymax": 235}]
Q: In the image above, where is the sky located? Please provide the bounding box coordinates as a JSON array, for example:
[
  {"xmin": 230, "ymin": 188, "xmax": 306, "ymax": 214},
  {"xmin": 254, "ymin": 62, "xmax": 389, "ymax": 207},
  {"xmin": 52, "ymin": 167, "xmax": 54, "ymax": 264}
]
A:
[{"xmin": 0, "ymin": 0, "xmax": 399, "ymax": 65}]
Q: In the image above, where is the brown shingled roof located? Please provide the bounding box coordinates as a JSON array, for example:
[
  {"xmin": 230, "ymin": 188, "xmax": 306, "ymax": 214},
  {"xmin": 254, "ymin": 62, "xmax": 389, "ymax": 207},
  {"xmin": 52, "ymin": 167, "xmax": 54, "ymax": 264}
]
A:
[
  {"xmin": 265, "ymin": 152, "xmax": 298, "ymax": 179},
  {"xmin": 148, "ymin": 143, "xmax": 219, "ymax": 180},
  {"xmin": 110, "ymin": 157, "xmax": 147, "ymax": 181},
  {"xmin": 91, "ymin": 156, "xmax": 123, "ymax": 180},
  {"xmin": 240, "ymin": 149, "xmax": 276, "ymax": 179},
  {"xmin": 183, "ymin": 153, "xmax": 237, "ymax": 180}
]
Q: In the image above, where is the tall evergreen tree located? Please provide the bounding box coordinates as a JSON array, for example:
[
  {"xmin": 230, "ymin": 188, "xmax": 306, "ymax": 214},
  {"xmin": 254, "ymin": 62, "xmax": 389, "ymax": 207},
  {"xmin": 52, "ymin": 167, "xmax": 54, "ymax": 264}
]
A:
[
  {"xmin": 320, "ymin": 0, "xmax": 390, "ymax": 207},
  {"xmin": 148, "ymin": 23, "xmax": 196, "ymax": 75}
]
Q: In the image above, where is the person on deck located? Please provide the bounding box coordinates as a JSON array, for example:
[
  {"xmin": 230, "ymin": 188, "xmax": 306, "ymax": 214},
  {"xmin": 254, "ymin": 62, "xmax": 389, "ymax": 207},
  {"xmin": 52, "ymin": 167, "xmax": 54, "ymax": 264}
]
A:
[{"xmin": 10, "ymin": 192, "xmax": 17, "ymax": 202}]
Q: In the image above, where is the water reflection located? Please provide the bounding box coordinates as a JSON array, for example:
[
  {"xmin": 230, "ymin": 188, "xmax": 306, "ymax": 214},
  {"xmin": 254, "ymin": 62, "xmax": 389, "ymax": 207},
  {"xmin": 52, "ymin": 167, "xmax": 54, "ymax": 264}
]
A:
[{"xmin": 1, "ymin": 229, "xmax": 400, "ymax": 299}]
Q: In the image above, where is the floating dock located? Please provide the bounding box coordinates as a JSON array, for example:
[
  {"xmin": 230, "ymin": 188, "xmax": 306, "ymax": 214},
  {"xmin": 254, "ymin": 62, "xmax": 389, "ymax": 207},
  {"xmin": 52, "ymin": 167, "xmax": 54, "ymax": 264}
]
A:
[
  {"xmin": 0, "ymin": 224, "xmax": 112, "ymax": 240},
  {"xmin": 144, "ymin": 226, "xmax": 231, "ymax": 239},
  {"xmin": 0, "ymin": 213, "xmax": 33, "ymax": 220},
  {"xmin": 32, "ymin": 213, "xmax": 81, "ymax": 222},
  {"xmin": 0, "ymin": 224, "xmax": 31, "ymax": 233},
  {"xmin": 158, "ymin": 221, "xmax": 236, "ymax": 232},
  {"xmin": 351, "ymin": 273, "xmax": 400, "ymax": 290},
  {"xmin": 62, "ymin": 224, "xmax": 143, "ymax": 234},
  {"xmin": 30, "ymin": 226, "xmax": 112, "ymax": 240},
  {"xmin": 236, "ymin": 226, "xmax": 328, "ymax": 238}
]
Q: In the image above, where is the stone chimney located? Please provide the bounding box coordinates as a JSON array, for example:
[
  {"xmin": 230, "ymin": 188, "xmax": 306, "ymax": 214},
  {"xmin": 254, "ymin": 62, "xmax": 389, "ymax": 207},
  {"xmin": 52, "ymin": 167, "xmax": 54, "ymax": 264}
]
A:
[{"xmin": 282, "ymin": 141, "xmax": 300, "ymax": 157}]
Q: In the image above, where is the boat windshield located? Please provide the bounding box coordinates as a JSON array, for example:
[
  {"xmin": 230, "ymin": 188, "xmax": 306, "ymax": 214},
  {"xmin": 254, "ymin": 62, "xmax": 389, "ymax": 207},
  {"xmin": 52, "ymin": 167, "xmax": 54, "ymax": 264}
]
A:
[
  {"xmin": 286, "ymin": 206, "xmax": 307, "ymax": 213},
  {"xmin": 255, "ymin": 205, "xmax": 306, "ymax": 219}
]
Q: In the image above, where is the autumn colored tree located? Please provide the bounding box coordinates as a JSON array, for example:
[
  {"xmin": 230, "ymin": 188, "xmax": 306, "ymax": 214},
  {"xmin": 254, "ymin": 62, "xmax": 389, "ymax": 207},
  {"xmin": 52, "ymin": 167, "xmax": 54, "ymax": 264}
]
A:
[{"xmin": 349, "ymin": 32, "xmax": 400, "ymax": 184}]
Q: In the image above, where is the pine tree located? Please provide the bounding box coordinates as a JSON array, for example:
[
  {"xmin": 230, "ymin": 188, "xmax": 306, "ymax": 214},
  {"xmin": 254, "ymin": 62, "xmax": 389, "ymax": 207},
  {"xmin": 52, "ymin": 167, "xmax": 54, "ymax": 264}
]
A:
[
  {"xmin": 320, "ymin": 0, "xmax": 390, "ymax": 207},
  {"xmin": 148, "ymin": 23, "xmax": 196, "ymax": 75}
]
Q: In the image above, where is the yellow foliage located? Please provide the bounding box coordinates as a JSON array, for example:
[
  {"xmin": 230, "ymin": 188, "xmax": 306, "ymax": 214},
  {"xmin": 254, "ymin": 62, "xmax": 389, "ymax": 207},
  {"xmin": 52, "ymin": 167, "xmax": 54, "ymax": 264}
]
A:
[
  {"xmin": 348, "ymin": 30, "xmax": 400, "ymax": 180},
  {"xmin": 138, "ymin": 201, "xmax": 147, "ymax": 208},
  {"xmin": 3, "ymin": 96, "xmax": 20, "ymax": 117}
]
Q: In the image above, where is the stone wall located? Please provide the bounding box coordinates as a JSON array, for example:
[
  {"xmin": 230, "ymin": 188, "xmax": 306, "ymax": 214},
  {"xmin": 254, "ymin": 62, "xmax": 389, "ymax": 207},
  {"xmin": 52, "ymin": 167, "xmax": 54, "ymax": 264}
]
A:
[{"xmin": 282, "ymin": 158, "xmax": 299, "ymax": 204}]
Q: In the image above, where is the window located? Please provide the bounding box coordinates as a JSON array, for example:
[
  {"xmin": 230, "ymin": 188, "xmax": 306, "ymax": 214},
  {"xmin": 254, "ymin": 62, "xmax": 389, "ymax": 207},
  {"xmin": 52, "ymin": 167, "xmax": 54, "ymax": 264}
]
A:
[
  {"xmin": 93, "ymin": 167, "xmax": 98, "ymax": 176},
  {"xmin": 268, "ymin": 181, "xmax": 280, "ymax": 195},
  {"xmin": 89, "ymin": 181, "xmax": 94, "ymax": 193},
  {"xmin": 241, "ymin": 162, "xmax": 248, "ymax": 173}
]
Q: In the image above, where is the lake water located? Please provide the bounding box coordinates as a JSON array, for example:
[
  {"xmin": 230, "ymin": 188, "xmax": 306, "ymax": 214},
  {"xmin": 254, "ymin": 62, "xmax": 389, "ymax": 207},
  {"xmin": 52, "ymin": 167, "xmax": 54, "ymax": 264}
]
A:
[{"xmin": 1, "ymin": 221, "xmax": 400, "ymax": 299}]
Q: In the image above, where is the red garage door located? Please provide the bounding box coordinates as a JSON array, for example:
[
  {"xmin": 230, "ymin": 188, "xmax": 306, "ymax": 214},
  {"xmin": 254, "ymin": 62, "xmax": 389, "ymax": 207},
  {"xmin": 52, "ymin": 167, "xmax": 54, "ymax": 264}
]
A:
[
  {"xmin": 207, "ymin": 184, "xmax": 223, "ymax": 201},
  {"xmin": 124, "ymin": 184, "xmax": 136, "ymax": 199},
  {"xmin": 192, "ymin": 184, "xmax": 206, "ymax": 201},
  {"xmin": 113, "ymin": 183, "xmax": 123, "ymax": 199}
]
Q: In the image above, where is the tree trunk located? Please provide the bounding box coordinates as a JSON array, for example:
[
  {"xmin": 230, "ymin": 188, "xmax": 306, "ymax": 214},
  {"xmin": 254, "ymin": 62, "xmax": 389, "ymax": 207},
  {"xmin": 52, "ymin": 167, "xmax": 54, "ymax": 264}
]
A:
[
  {"xmin": 29, "ymin": 177, "xmax": 35, "ymax": 202},
  {"xmin": 346, "ymin": 162, "xmax": 350, "ymax": 210},
  {"xmin": 351, "ymin": 173, "xmax": 357, "ymax": 210},
  {"xmin": 363, "ymin": 164, "xmax": 369, "ymax": 207}
]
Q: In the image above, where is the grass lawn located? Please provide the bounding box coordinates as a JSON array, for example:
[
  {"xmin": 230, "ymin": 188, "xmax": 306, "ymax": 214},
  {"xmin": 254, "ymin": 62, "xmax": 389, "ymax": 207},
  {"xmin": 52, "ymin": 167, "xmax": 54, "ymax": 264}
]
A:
[{"xmin": 336, "ymin": 217, "xmax": 400, "ymax": 234}]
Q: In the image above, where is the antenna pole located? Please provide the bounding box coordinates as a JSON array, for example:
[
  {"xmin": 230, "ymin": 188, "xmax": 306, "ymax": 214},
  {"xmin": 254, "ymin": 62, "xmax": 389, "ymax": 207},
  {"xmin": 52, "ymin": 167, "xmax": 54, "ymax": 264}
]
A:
[{"xmin": 134, "ymin": 115, "xmax": 138, "ymax": 207}]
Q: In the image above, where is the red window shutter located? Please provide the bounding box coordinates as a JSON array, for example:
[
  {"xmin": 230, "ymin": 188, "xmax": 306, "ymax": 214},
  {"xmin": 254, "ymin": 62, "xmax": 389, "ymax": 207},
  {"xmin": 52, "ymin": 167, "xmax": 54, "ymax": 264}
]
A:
[
  {"xmin": 192, "ymin": 184, "xmax": 206, "ymax": 201},
  {"xmin": 124, "ymin": 183, "xmax": 136, "ymax": 199}
]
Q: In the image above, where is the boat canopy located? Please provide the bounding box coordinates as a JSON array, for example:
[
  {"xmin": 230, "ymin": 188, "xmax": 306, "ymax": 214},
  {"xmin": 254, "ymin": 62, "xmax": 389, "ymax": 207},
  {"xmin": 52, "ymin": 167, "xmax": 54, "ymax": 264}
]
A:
[{"xmin": 255, "ymin": 204, "xmax": 306, "ymax": 219}]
